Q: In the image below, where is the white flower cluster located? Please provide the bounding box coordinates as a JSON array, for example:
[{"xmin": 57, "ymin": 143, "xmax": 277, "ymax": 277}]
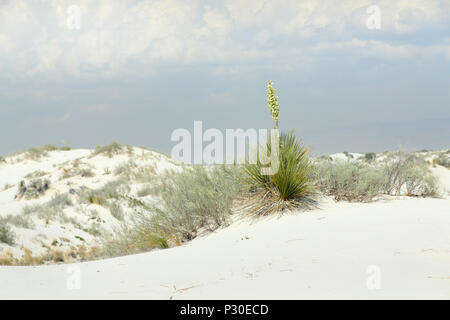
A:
[{"xmin": 267, "ymin": 80, "xmax": 279, "ymax": 128}]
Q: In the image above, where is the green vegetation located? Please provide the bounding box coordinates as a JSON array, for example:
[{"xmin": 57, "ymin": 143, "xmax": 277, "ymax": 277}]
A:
[
  {"xmin": 79, "ymin": 179, "xmax": 130, "ymax": 205},
  {"xmin": 242, "ymin": 81, "xmax": 315, "ymax": 215},
  {"xmin": 60, "ymin": 161, "xmax": 95, "ymax": 179},
  {"xmin": 15, "ymin": 178, "xmax": 50, "ymax": 200},
  {"xmin": 25, "ymin": 145, "xmax": 70, "ymax": 161},
  {"xmin": 103, "ymin": 165, "xmax": 241, "ymax": 257},
  {"xmin": 91, "ymin": 142, "xmax": 133, "ymax": 158},
  {"xmin": 0, "ymin": 214, "xmax": 35, "ymax": 229},
  {"xmin": 364, "ymin": 152, "xmax": 376, "ymax": 162},
  {"xmin": 0, "ymin": 223, "xmax": 15, "ymax": 245},
  {"xmin": 313, "ymin": 152, "xmax": 438, "ymax": 201},
  {"xmin": 436, "ymin": 152, "xmax": 450, "ymax": 168}
]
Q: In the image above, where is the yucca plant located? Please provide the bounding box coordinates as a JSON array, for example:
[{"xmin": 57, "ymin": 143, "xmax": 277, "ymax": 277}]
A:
[{"xmin": 243, "ymin": 81, "xmax": 315, "ymax": 215}]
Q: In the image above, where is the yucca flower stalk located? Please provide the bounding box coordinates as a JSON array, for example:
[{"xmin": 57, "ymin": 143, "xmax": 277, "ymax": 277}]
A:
[{"xmin": 267, "ymin": 80, "xmax": 279, "ymax": 128}]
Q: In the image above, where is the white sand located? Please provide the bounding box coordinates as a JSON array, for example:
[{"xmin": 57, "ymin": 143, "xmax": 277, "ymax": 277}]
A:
[
  {"xmin": 0, "ymin": 147, "xmax": 180, "ymax": 258},
  {"xmin": 1, "ymin": 192, "xmax": 449, "ymax": 299},
  {"xmin": 0, "ymin": 149, "xmax": 448, "ymax": 299}
]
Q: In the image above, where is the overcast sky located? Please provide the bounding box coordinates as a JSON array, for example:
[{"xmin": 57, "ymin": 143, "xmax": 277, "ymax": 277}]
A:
[{"xmin": 0, "ymin": 0, "xmax": 449, "ymax": 156}]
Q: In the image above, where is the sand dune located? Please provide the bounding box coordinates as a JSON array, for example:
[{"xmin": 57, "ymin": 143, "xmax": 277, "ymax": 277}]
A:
[
  {"xmin": 0, "ymin": 147, "xmax": 449, "ymax": 299},
  {"xmin": 1, "ymin": 194, "xmax": 449, "ymax": 299}
]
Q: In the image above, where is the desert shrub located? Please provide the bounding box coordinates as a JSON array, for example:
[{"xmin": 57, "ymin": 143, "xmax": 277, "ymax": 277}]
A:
[
  {"xmin": 364, "ymin": 152, "xmax": 376, "ymax": 162},
  {"xmin": 20, "ymin": 193, "xmax": 78, "ymax": 226},
  {"xmin": 0, "ymin": 156, "xmax": 5, "ymax": 163},
  {"xmin": 108, "ymin": 202, "xmax": 124, "ymax": 221},
  {"xmin": 26, "ymin": 147, "xmax": 50, "ymax": 160},
  {"xmin": 343, "ymin": 151, "xmax": 354, "ymax": 159},
  {"xmin": 0, "ymin": 214, "xmax": 35, "ymax": 229},
  {"xmin": 436, "ymin": 153, "xmax": 450, "ymax": 169},
  {"xmin": 24, "ymin": 144, "xmax": 67, "ymax": 161},
  {"xmin": 0, "ymin": 223, "xmax": 16, "ymax": 245},
  {"xmin": 60, "ymin": 161, "xmax": 95, "ymax": 179},
  {"xmin": 114, "ymin": 160, "xmax": 155, "ymax": 181},
  {"xmin": 243, "ymin": 130, "xmax": 316, "ymax": 215},
  {"xmin": 314, "ymin": 152, "xmax": 438, "ymax": 200},
  {"xmin": 103, "ymin": 165, "xmax": 241, "ymax": 257},
  {"xmin": 91, "ymin": 142, "xmax": 133, "ymax": 158},
  {"xmin": 149, "ymin": 165, "xmax": 241, "ymax": 240},
  {"xmin": 15, "ymin": 178, "xmax": 50, "ymax": 200},
  {"xmin": 314, "ymin": 160, "xmax": 384, "ymax": 201},
  {"xmin": 48, "ymin": 193, "xmax": 73, "ymax": 208},
  {"xmin": 79, "ymin": 179, "xmax": 130, "ymax": 206},
  {"xmin": 25, "ymin": 170, "xmax": 48, "ymax": 179},
  {"xmin": 137, "ymin": 184, "xmax": 153, "ymax": 197},
  {"xmin": 381, "ymin": 152, "xmax": 436, "ymax": 196}
]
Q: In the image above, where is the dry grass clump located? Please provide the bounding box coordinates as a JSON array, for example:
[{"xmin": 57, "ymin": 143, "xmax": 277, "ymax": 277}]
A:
[
  {"xmin": 0, "ymin": 245, "xmax": 103, "ymax": 266},
  {"xmin": 25, "ymin": 145, "xmax": 70, "ymax": 161},
  {"xmin": 0, "ymin": 250, "xmax": 15, "ymax": 265},
  {"xmin": 15, "ymin": 178, "xmax": 50, "ymax": 200},
  {"xmin": 60, "ymin": 160, "xmax": 95, "ymax": 179},
  {"xmin": 113, "ymin": 160, "xmax": 156, "ymax": 181},
  {"xmin": 24, "ymin": 170, "xmax": 48, "ymax": 179},
  {"xmin": 91, "ymin": 142, "xmax": 133, "ymax": 158}
]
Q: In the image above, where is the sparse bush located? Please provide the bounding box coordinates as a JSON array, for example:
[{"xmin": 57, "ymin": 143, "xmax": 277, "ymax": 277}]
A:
[
  {"xmin": 91, "ymin": 142, "xmax": 133, "ymax": 158},
  {"xmin": 24, "ymin": 144, "xmax": 67, "ymax": 161},
  {"xmin": 0, "ymin": 214, "xmax": 35, "ymax": 229},
  {"xmin": 137, "ymin": 184, "xmax": 153, "ymax": 197},
  {"xmin": 150, "ymin": 165, "xmax": 241, "ymax": 240},
  {"xmin": 103, "ymin": 165, "xmax": 241, "ymax": 257},
  {"xmin": 114, "ymin": 160, "xmax": 155, "ymax": 181},
  {"xmin": 314, "ymin": 160, "xmax": 384, "ymax": 201},
  {"xmin": 60, "ymin": 161, "xmax": 95, "ymax": 179},
  {"xmin": 15, "ymin": 178, "xmax": 50, "ymax": 200},
  {"xmin": 21, "ymin": 193, "xmax": 78, "ymax": 227},
  {"xmin": 25, "ymin": 170, "xmax": 48, "ymax": 179},
  {"xmin": 48, "ymin": 193, "xmax": 73, "ymax": 208},
  {"xmin": 381, "ymin": 152, "xmax": 436, "ymax": 196},
  {"xmin": 79, "ymin": 179, "xmax": 130, "ymax": 206},
  {"xmin": 436, "ymin": 153, "xmax": 450, "ymax": 169},
  {"xmin": 343, "ymin": 151, "xmax": 354, "ymax": 159},
  {"xmin": 364, "ymin": 152, "xmax": 376, "ymax": 162},
  {"xmin": 314, "ymin": 152, "xmax": 438, "ymax": 201},
  {"xmin": 0, "ymin": 223, "xmax": 16, "ymax": 245},
  {"xmin": 108, "ymin": 202, "xmax": 124, "ymax": 221}
]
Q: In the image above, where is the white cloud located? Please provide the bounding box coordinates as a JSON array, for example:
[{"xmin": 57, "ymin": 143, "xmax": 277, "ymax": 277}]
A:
[{"xmin": 0, "ymin": 0, "xmax": 448, "ymax": 80}]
